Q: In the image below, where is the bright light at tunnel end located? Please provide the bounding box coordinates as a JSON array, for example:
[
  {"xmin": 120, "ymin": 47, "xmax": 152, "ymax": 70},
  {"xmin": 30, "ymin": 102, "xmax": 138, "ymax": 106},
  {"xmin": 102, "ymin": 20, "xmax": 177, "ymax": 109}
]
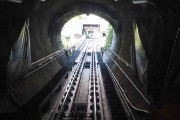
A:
[{"xmin": 61, "ymin": 14, "xmax": 113, "ymax": 49}]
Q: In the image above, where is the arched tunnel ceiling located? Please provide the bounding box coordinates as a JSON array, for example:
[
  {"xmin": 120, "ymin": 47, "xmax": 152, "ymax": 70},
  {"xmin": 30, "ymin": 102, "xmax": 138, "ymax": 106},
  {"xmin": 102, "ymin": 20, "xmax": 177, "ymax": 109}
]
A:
[
  {"xmin": 22, "ymin": 0, "xmax": 180, "ymax": 105},
  {"xmin": 29, "ymin": 0, "xmax": 132, "ymax": 62},
  {"xmin": 49, "ymin": 2, "xmax": 122, "ymax": 33},
  {"xmin": 1, "ymin": 0, "xmax": 180, "ymax": 119}
]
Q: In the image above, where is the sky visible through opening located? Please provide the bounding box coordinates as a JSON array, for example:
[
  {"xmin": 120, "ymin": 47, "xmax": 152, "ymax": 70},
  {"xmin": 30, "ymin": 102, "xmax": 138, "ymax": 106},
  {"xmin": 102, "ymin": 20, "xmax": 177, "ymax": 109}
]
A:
[{"xmin": 61, "ymin": 14, "xmax": 113, "ymax": 49}]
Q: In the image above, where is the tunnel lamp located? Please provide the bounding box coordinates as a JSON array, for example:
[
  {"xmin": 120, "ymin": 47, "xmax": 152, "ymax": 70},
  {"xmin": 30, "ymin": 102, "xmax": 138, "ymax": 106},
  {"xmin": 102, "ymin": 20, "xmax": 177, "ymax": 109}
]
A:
[
  {"xmin": 133, "ymin": 0, "xmax": 152, "ymax": 4},
  {"xmin": 0, "ymin": 0, "xmax": 22, "ymax": 3}
]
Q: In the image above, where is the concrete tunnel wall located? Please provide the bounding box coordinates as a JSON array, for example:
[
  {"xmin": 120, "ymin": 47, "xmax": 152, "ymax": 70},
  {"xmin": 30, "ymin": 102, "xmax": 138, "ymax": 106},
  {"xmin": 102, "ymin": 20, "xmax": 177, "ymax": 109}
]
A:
[
  {"xmin": 0, "ymin": 0, "xmax": 158, "ymax": 106},
  {"xmin": 8, "ymin": 0, "xmax": 129, "ymax": 106},
  {"xmin": 1, "ymin": 0, "xmax": 180, "ymax": 118},
  {"xmin": 0, "ymin": 0, "xmax": 135, "ymax": 112}
]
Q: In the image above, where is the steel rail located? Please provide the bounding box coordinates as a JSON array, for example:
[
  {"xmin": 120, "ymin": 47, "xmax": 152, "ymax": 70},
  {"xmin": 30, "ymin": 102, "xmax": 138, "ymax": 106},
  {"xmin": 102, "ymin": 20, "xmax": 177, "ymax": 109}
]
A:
[
  {"xmin": 94, "ymin": 51, "xmax": 105, "ymax": 120},
  {"xmin": 55, "ymin": 41, "xmax": 90, "ymax": 119},
  {"xmin": 96, "ymin": 54, "xmax": 112, "ymax": 120},
  {"xmin": 92, "ymin": 51, "xmax": 97, "ymax": 120}
]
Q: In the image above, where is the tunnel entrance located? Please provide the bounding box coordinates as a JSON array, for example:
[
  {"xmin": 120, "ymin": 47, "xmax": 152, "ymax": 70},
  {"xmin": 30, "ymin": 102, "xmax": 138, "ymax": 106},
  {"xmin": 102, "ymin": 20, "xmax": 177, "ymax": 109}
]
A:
[
  {"xmin": 0, "ymin": 1, "xmax": 157, "ymax": 120},
  {"xmin": 1, "ymin": 0, "xmax": 180, "ymax": 120},
  {"xmin": 48, "ymin": 2, "xmax": 121, "ymax": 57},
  {"xmin": 60, "ymin": 14, "xmax": 114, "ymax": 52}
]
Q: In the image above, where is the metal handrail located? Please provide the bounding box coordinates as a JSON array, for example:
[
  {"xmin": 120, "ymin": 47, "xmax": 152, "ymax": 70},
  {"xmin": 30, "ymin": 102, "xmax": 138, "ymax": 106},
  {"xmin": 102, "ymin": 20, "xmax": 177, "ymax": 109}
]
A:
[
  {"xmin": 31, "ymin": 39, "xmax": 84, "ymax": 66},
  {"xmin": 105, "ymin": 52, "xmax": 150, "ymax": 105},
  {"xmin": 24, "ymin": 39, "xmax": 85, "ymax": 78},
  {"xmin": 31, "ymin": 49, "xmax": 65, "ymax": 66},
  {"xmin": 24, "ymin": 52, "xmax": 65, "ymax": 78},
  {"xmin": 109, "ymin": 50, "xmax": 132, "ymax": 69},
  {"xmin": 31, "ymin": 40, "xmax": 84, "ymax": 67},
  {"xmin": 100, "ymin": 51, "xmax": 149, "ymax": 115},
  {"xmin": 106, "ymin": 64, "xmax": 149, "ymax": 114}
]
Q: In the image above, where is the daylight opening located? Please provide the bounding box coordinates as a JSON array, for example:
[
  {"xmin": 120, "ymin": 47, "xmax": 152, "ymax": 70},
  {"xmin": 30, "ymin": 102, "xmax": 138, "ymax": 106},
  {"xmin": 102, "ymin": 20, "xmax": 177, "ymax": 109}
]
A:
[{"xmin": 61, "ymin": 14, "xmax": 113, "ymax": 50}]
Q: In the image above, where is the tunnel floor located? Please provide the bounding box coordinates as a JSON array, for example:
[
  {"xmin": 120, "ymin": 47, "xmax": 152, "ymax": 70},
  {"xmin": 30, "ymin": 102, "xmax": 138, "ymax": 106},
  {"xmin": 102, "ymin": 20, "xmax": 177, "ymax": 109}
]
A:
[{"xmin": 37, "ymin": 39, "xmax": 128, "ymax": 120}]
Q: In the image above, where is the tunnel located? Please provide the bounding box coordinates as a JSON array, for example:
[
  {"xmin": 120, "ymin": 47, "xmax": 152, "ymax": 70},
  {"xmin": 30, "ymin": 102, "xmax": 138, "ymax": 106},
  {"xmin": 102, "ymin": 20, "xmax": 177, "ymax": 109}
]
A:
[{"xmin": 0, "ymin": 0, "xmax": 180, "ymax": 120}]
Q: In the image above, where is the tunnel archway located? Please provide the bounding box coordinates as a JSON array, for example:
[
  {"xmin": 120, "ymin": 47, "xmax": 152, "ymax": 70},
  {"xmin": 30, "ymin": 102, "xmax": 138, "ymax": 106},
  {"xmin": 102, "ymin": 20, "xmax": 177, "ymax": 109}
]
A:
[
  {"xmin": 48, "ymin": 1, "xmax": 122, "ymax": 55},
  {"xmin": 29, "ymin": 0, "xmax": 123, "ymax": 63},
  {"xmin": 60, "ymin": 14, "xmax": 113, "ymax": 49},
  {"xmin": 1, "ymin": 0, "xmax": 180, "ymax": 120},
  {"xmin": 2, "ymin": 0, "xmax": 139, "ymax": 116},
  {"xmin": 4, "ymin": 0, "xmax": 128, "ymax": 114}
]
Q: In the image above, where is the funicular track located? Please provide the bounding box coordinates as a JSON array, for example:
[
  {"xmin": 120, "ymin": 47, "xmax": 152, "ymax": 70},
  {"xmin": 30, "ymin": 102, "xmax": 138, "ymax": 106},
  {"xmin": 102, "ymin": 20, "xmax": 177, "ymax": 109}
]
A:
[
  {"xmin": 53, "ymin": 41, "xmax": 90, "ymax": 120},
  {"xmin": 42, "ymin": 40, "xmax": 134, "ymax": 120},
  {"xmin": 49, "ymin": 40, "xmax": 107, "ymax": 120},
  {"xmin": 97, "ymin": 52, "xmax": 128, "ymax": 120}
]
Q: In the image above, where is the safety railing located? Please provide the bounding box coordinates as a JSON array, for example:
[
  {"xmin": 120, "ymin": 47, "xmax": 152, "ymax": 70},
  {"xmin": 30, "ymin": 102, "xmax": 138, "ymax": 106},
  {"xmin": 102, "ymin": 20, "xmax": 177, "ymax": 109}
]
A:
[
  {"xmin": 24, "ymin": 39, "xmax": 85, "ymax": 78},
  {"xmin": 109, "ymin": 49, "xmax": 132, "ymax": 69},
  {"xmin": 101, "ymin": 50, "xmax": 150, "ymax": 113}
]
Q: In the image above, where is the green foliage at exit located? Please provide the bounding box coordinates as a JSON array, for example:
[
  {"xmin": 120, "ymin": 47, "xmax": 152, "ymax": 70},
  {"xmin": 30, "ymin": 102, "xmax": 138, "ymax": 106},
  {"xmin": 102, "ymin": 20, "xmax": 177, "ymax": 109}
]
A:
[
  {"xmin": 61, "ymin": 35, "xmax": 70, "ymax": 49},
  {"xmin": 105, "ymin": 24, "xmax": 113, "ymax": 50}
]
